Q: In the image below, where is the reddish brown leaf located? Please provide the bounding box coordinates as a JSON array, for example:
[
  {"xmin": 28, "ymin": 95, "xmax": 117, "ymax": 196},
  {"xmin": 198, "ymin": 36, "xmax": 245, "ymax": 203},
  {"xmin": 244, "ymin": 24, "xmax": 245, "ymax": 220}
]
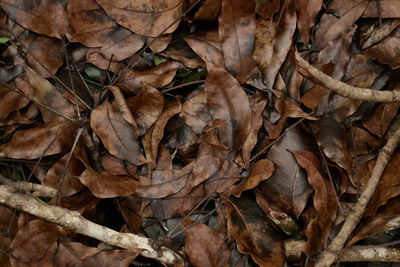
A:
[
  {"xmin": 147, "ymin": 34, "xmax": 171, "ymax": 53},
  {"xmin": 218, "ymin": 0, "xmax": 256, "ymax": 83},
  {"xmin": 184, "ymin": 224, "xmax": 230, "ymax": 267},
  {"xmin": 142, "ymin": 98, "xmax": 182, "ymax": 166},
  {"xmin": 362, "ymin": 101, "xmax": 400, "ymax": 138},
  {"xmin": 126, "ymin": 86, "xmax": 164, "ymax": 135},
  {"xmin": 180, "ymin": 89, "xmax": 212, "ymax": 135},
  {"xmin": 90, "ymin": 101, "xmax": 147, "ymax": 166},
  {"xmin": 95, "ymin": 0, "xmax": 183, "ymax": 37},
  {"xmin": 362, "ymin": 0, "xmax": 400, "ymax": 18},
  {"xmin": 101, "ymin": 153, "xmax": 137, "ymax": 176},
  {"xmin": 191, "ymin": 0, "xmax": 221, "ymax": 22},
  {"xmin": 121, "ymin": 61, "xmax": 182, "ymax": 92},
  {"xmin": 0, "ymin": 86, "xmax": 30, "ymax": 121},
  {"xmin": 231, "ymin": 159, "xmax": 275, "ymax": 197},
  {"xmin": 42, "ymin": 152, "xmax": 85, "ymax": 196},
  {"xmin": 225, "ymin": 196, "xmax": 284, "ymax": 266},
  {"xmin": 27, "ymin": 36, "xmax": 64, "ymax": 78},
  {"xmin": 10, "ymin": 220, "xmax": 67, "ymax": 265},
  {"xmin": 253, "ymin": 0, "xmax": 296, "ymax": 88},
  {"xmin": 0, "ymin": 0, "xmax": 68, "ymax": 38},
  {"xmin": 295, "ymin": 0, "xmax": 322, "ymax": 45},
  {"xmin": 258, "ymin": 127, "xmax": 313, "ymax": 217},
  {"xmin": 292, "ymin": 150, "xmax": 338, "ymax": 249},
  {"xmin": 79, "ymin": 168, "xmax": 138, "ymax": 198},
  {"xmin": 0, "ymin": 119, "xmax": 79, "ymax": 159}
]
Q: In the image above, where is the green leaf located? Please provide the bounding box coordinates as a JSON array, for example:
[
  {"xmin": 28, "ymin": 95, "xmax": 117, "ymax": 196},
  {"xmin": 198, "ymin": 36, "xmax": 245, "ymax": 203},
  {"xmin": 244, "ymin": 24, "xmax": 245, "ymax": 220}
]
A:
[
  {"xmin": 153, "ymin": 55, "xmax": 168, "ymax": 66},
  {"xmin": 84, "ymin": 65, "xmax": 107, "ymax": 82},
  {"xmin": 0, "ymin": 36, "xmax": 11, "ymax": 44}
]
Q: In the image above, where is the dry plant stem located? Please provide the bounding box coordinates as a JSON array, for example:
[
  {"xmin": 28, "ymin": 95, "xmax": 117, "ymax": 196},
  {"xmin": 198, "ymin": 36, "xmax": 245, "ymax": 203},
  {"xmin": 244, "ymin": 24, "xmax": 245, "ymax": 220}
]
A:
[
  {"xmin": 0, "ymin": 184, "xmax": 185, "ymax": 265},
  {"xmin": 286, "ymin": 240, "xmax": 400, "ymax": 262},
  {"xmin": 294, "ymin": 51, "xmax": 400, "ymax": 102},
  {"xmin": 315, "ymin": 115, "xmax": 400, "ymax": 267},
  {"xmin": 0, "ymin": 174, "xmax": 57, "ymax": 197}
]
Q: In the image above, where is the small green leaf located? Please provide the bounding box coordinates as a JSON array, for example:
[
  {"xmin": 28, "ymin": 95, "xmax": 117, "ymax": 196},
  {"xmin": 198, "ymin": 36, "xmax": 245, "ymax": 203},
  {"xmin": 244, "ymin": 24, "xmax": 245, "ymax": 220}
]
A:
[
  {"xmin": 84, "ymin": 66, "xmax": 107, "ymax": 82},
  {"xmin": 0, "ymin": 36, "xmax": 11, "ymax": 44},
  {"xmin": 153, "ymin": 55, "xmax": 168, "ymax": 66}
]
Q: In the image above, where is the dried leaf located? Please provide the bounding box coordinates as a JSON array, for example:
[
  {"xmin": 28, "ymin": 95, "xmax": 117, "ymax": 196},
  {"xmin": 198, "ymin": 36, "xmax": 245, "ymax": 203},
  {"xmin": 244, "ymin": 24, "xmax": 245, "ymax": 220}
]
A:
[
  {"xmin": 295, "ymin": 0, "xmax": 323, "ymax": 45},
  {"xmin": 184, "ymin": 224, "xmax": 230, "ymax": 267},
  {"xmin": 90, "ymin": 101, "xmax": 147, "ymax": 165},
  {"xmin": 79, "ymin": 168, "xmax": 138, "ymax": 198},
  {"xmin": 95, "ymin": 0, "xmax": 183, "ymax": 37},
  {"xmin": 0, "ymin": 0, "xmax": 68, "ymax": 38},
  {"xmin": 180, "ymin": 89, "xmax": 212, "ymax": 135},
  {"xmin": 218, "ymin": 0, "xmax": 256, "ymax": 83},
  {"xmin": 225, "ymin": 196, "xmax": 284, "ymax": 266}
]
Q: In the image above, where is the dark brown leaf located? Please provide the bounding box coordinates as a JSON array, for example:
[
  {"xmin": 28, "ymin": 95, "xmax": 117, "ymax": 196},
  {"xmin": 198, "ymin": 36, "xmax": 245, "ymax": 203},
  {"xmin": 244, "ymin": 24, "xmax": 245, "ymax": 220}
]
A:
[
  {"xmin": 253, "ymin": 0, "xmax": 296, "ymax": 88},
  {"xmin": 0, "ymin": 0, "xmax": 68, "ymax": 38},
  {"xmin": 225, "ymin": 196, "xmax": 284, "ymax": 266},
  {"xmin": 90, "ymin": 101, "xmax": 147, "ymax": 166},
  {"xmin": 180, "ymin": 89, "xmax": 212, "ymax": 135},
  {"xmin": 295, "ymin": 0, "xmax": 323, "ymax": 45},
  {"xmin": 0, "ymin": 86, "xmax": 30, "ymax": 121},
  {"xmin": 79, "ymin": 168, "xmax": 138, "ymax": 198},
  {"xmin": 95, "ymin": 0, "xmax": 183, "ymax": 37},
  {"xmin": 184, "ymin": 224, "xmax": 230, "ymax": 267},
  {"xmin": 258, "ymin": 127, "xmax": 313, "ymax": 217},
  {"xmin": 218, "ymin": 0, "xmax": 256, "ymax": 83}
]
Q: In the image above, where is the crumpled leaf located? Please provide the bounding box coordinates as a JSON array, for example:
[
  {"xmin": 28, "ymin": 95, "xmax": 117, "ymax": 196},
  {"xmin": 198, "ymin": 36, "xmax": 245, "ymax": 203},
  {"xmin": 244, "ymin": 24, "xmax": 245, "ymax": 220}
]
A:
[
  {"xmin": 184, "ymin": 224, "xmax": 230, "ymax": 267},
  {"xmin": 78, "ymin": 168, "xmax": 138, "ymax": 198},
  {"xmin": 0, "ymin": 0, "xmax": 68, "ymax": 39},
  {"xmin": 225, "ymin": 196, "xmax": 284, "ymax": 266},
  {"xmin": 218, "ymin": 0, "xmax": 256, "ymax": 83},
  {"xmin": 95, "ymin": 0, "xmax": 183, "ymax": 37},
  {"xmin": 90, "ymin": 101, "xmax": 147, "ymax": 166},
  {"xmin": 295, "ymin": 0, "xmax": 323, "ymax": 45}
]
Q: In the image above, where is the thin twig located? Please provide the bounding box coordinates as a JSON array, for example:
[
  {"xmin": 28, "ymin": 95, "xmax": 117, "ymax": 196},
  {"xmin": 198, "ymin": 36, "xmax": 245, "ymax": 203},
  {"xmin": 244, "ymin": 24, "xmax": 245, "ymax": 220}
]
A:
[
  {"xmin": 294, "ymin": 51, "xmax": 400, "ymax": 102},
  {"xmin": 161, "ymin": 80, "xmax": 205, "ymax": 94},
  {"xmin": 315, "ymin": 115, "xmax": 400, "ymax": 267}
]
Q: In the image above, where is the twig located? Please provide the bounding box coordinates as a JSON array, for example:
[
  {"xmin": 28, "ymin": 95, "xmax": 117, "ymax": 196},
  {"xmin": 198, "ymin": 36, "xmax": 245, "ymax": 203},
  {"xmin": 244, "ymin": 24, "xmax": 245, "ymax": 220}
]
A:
[
  {"xmin": 294, "ymin": 51, "xmax": 400, "ymax": 102},
  {"xmin": 286, "ymin": 240, "xmax": 400, "ymax": 262},
  {"xmin": 0, "ymin": 174, "xmax": 57, "ymax": 197},
  {"xmin": 161, "ymin": 80, "xmax": 205, "ymax": 94},
  {"xmin": 315, "ymin": 115, "xmax": 400, "ymax": 267},
  {"xmin": 0, "ymin": 184, "xmax": 185, "ymax": 265}
]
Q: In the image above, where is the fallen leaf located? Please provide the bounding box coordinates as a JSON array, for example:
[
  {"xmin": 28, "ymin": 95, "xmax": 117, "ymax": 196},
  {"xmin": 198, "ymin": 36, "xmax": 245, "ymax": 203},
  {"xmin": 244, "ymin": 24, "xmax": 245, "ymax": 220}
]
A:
[
  {"xmin": 184, "ymin": 224, "xmax": 230, "ymax": 267},
  {"xmin": 95, "ymin": 0, "xmax": 183, "ymax": 37},
  {"xmin": 295, "ymin": 0, "xmax": 323, "ymax": 45},
  {"xmin": 218, "ymin": 0, "xmax": 256, "ymax": 83},
  {"xmin": 0, "ymin": 0, "xmax": 68, "ymax": 38},
  {"xmin": 90, "ymin": 101, "xmax": 147, "ymax": 166},
  {"xmin": 180, "ymin": 89, "xmax": 212, "ymax": 135},
  {"xmin": 225, "ymin": 195, "xmax": 284, "ymax": 266}
]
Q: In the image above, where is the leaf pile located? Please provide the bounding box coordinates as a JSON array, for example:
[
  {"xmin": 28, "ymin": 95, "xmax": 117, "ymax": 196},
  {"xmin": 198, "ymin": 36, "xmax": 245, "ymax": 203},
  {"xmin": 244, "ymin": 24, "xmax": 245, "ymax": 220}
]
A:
[{"xmin": 0, "ymin": 0, "xmax": 400, "ymax": 266}]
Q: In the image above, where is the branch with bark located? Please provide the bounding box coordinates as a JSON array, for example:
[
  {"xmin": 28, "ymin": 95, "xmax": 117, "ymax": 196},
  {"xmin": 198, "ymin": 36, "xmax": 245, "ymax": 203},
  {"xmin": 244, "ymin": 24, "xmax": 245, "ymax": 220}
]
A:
[{"xmin": 0, "ymin": 182, "xmax": 185, "ymax": 265}]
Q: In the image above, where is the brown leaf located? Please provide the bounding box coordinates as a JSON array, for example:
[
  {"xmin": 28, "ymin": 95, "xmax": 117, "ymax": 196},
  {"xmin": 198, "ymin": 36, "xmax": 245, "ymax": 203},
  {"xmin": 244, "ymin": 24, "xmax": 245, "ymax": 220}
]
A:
[
  {"xmin": 121, "ymin": 61, "xmax": 182, "ymax": 92},
  {"xmin": 42, "ymin": 152, "xmax": 85, "ymax": 196},
  {"xmin": 95, "ymin": 0, "xmax": 183, "ymax": 37},
  {"xmin": 10, "ymin": 220, "xmax": 67, "ymax": 265},
  {"xmin": 364, "ymin": 26, "xmax": 400, "ymax": 69},
  {"xmin": 180, "ymin": 89, "xmax": 212, "ymax": 135},
  {"xmin": 147, "ymin": 34, "xmax": 171, "ymax": 53},
  {"xmin": 184, "ymin": 224, "xmax": 230, "ymax": 267},
  {"xmin": 362, "ymin": 0, "xmax": 400, "ymax": 18},
  {"xmin": 292, "ymin": 150, "xmax": 338, "ymax": 249},
  {"xmin": 126, "ymin": 86, "xmax": 164, "ymax": 135},
  {"xmin": 258, "ymin": 127, "xmax": 313, "ymax": 217},
  {"xmin": 0, "ymin": 0, "xmax": 68, "ymax": 38},
  {"xmin": 295, "ymin": 0, "xmax": 322, "ymax": 45},
  {"xmin": 191, "ymin": 0, "xmax": 221, "ymax": 22},
  {"xmin": 27, "ymin": 36, "xmax": 64, "ymax": 78},
  {"xmin": 0, "ymin": 119, "xmax": 79, "ymax": 159},
  {"xmin": 253, "ymin": 0, "xmax": 296, "ymax": 88},
  {"xmin": 218, "ymin": 0, "xmax": 256, "ymax": 83},
  {"xmin": 309, "ymin": 115, "xmax": 354, "ymax": 184},
  {"xmin": 225, "ymin": 196, "xmax": 284, "ymax": 266},
  {"xmin": 362, "ymin": 100, "xmax": 400, "ymax": 138},
  {"xmin": 101, "ymin": 153, "xmax": 137, "ymax": 176},
  {"xmin": 142, "ymin": 98, "xmax": 182, "ymax": 166},
  {"xmin": 231, "ymin": 159, "xmax": 275, "ymax": 197},
  {"xmin": 90, "ymin": 101, "xmax": 147, "ymax": 166},
  {"xmin": 0, "ymin": 86, "xmax": 30, "ymax": 121},
  {"xmin": 79, "ymin": 168, "xmax": 138, "ymax": 198}
]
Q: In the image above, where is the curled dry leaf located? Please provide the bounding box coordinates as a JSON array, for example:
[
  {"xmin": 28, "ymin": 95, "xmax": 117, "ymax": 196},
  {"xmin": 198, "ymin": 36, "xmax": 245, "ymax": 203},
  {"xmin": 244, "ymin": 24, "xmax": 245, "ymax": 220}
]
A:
[
  {"xmin": 78, "ymin": 168, "xmax": 138, "ymax": 198},
  {"xmin": 295, "ymin": 0, "xmax": 323, "ymax": 45},
  {"xmin": 230, "ymin": 159, "xmax": 275, "ymax": 197},
  {"xmin": 184, "ymin": 224, "xmax": 230, "ymax": 267},
  {"xmin": 253, "ymin": 0, "xmax": 296, "ymax": 88},
  {"xmin": 0, "ymin": 86, "xmax": 30, "ymax": 121},
  {"xmin": 259, "ymin": 127, "xmax": 313, "ymax": 217},
  {"xmin": 292, "ymin": 150, "xmax": 338, "ymax": 249},
  {"xmin": 218, "ymin": 0, "xmax": 256, "ymax": 83},
  {"xmin": 121, "ymin": 61, "xmax": 182, "ymax": 92},
  {"xmin": 0, "ymin": 0, "xmax": 68, "ymax": 39},
  {"xmin": 95, "ymin": 0, "xmax": 183, "ymax": 37},
  {"xmin": 90, "ymin": 101, "xmax": 147, "ymax": 166},
  {"xmin": 225, "ymin": 196, "xmax": 284, "ymax": 266},
  {"xmin": 126, "ymin": 86, "xmax": 164, "ymax": 136}
]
